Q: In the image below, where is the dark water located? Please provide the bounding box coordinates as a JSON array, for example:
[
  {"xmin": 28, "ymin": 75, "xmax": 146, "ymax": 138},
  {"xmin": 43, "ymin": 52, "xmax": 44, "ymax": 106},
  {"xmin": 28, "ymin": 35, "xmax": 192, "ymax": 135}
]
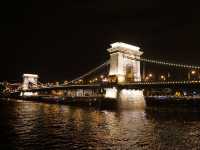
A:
[{"xmin": 1, "ymin": 98, "xmax": 200, "ymax": 150}]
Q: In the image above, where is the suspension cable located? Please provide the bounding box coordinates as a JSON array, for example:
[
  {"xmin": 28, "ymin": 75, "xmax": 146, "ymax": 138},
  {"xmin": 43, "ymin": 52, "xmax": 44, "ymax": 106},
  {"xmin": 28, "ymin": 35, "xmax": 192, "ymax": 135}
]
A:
[
  {"xmin": 66, "ymin": 60, "xmax": 110, "ymax": 85},
  {"xmin": 136, "ymin": 58, "xmax": 200, "ymax": 69}
]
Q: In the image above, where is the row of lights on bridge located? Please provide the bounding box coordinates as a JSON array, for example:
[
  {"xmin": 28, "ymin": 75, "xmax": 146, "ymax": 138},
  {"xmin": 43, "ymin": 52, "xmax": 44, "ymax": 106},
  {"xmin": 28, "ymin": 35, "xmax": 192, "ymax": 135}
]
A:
[
  {"xmin": 139, "ymin": 58, "xmax": 200, "ymax": 69},
  {"xmin": 72, "ymin": 70, "xmax": 200, "ymax": 85},
  {"xmin": 144, "ymin": 70, "xmax": 200, "ymax": 82},
  {"xmin": 53, "ymin": 70, "xmax": 200, "ymax": 86},
  {"xmin": 74, "ymin": 75, "xmax": 109, "ymax": 84},
  {"xmin": 144, "ymin": 73, "xmax": 167, "ymax": 81}
]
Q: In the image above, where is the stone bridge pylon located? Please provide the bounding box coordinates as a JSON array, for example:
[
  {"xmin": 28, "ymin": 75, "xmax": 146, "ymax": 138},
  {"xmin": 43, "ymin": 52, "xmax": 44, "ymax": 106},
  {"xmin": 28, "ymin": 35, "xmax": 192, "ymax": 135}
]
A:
[{"xmin": 107, "ymin": 42, "xmax": 143, "ymax": 83}]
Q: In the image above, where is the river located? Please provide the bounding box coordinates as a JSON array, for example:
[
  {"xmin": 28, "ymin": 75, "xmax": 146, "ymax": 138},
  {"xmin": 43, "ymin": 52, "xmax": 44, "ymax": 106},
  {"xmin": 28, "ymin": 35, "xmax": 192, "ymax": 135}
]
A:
[{"xmin": 0, "ymin": 98, "xmax": 200, "ymax": 149}]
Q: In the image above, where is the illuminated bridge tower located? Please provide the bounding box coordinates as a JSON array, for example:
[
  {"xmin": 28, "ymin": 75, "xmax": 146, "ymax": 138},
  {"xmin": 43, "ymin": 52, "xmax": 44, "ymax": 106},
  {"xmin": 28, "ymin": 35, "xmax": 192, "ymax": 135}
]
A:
[
  {"xmin": 107, "ymin": 42, "xmax": 143, "ymax": 83},
  {"xmin": 22, "ymin": 74, "xmax": 39, "ymax": 90},
  {"xmin": 21, "ymin": 74, "xmax": 39, "ymax": 96}
]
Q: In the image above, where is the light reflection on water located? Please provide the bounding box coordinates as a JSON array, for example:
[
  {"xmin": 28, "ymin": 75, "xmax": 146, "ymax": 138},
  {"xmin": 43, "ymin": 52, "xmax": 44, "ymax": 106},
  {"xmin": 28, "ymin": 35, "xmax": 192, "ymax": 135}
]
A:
[{"xmin": 1, "ymin": 98, "xmax": 200, "ymax": 149}]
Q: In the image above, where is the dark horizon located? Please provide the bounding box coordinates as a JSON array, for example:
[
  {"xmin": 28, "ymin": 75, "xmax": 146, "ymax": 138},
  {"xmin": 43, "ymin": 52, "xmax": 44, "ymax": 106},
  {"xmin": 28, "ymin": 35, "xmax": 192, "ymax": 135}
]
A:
[{"xmin": 0, "ymin": 1, "xmax": 200, "ymax": 82}]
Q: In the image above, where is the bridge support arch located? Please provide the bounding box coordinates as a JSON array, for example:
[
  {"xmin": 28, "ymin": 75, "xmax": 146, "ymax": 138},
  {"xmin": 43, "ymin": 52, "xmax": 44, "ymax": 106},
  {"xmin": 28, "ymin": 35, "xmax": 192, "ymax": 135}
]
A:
[
  {"xmin": 21, "ymin": 74, "xmax": 39, "ymax": 96},
  {"xmin": 105, "ymin": 42, "xmax": 144, "ymax": 100},
  {"xmin": 22, "ymin": 74, "xmax": 38, "ymax": 90},
  {"xmin": 107, "ymin": 42, "xmax": 143, "ymax": 83}
]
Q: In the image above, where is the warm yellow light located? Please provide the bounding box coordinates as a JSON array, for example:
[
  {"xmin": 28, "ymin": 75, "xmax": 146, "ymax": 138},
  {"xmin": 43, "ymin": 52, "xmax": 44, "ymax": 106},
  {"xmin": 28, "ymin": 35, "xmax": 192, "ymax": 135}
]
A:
[
  {"xmin": 148, "ymin": 73, "xmax": 152, "ymax": 77},
  {"xmin": 21, "ymin": 92, "xmax": 38, "ymax": 96},
  {"xmin": 105, "ymin": 87, "xmax": 117, "ymax": 98},
  {"xmin": 191, "ymin": 70, "xmax": 196, "ymax": 75},
  {"xmin": 64, "ymin": 80, "xmax": 68, "ymax": 84},
  {"xmin": 160, "ymin": 75, "xmax": 166, "ymax": 81},
  {"xmin": 120, "ymin": 89, "xmax": 144, "ymax": 99},
  {"xmin": 161, "ymin": 75, "xmax": 165, "ymax": 79},
  {"xmin": 118, "ymin": 76, "xmax": 125, "ymax": 83},
  {"xmin": 102, "ymin": 78, "xmax": 108, "ymax": 82}
]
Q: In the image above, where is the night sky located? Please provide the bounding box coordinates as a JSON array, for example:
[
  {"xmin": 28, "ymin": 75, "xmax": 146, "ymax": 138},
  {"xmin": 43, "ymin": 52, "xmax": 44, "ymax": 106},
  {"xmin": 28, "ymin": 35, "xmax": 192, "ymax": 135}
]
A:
[{"xmin": 0, "ymin": 1, "xmax": 200, "ymax": 83}]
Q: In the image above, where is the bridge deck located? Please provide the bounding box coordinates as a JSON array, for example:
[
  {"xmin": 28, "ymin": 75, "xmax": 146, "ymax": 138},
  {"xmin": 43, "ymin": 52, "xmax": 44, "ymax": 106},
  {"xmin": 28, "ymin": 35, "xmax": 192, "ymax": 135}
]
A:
[{"xmin": 21, "ymin": 80, "xmax": 200, "ymax": 92}]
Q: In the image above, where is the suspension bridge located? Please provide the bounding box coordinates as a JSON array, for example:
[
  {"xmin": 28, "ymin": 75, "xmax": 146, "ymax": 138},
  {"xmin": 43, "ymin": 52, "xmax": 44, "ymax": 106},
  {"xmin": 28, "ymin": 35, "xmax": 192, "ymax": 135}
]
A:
[{"xmin": 4, "ymin": 42, "xmax": 200, "ymax": 100}]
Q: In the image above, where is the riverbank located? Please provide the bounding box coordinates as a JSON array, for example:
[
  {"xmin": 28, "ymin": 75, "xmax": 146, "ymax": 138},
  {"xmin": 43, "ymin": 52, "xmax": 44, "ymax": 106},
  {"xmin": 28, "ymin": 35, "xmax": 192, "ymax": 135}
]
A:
[
  {"xmin": 145, "ymin": 96, "xmax": 200, "ymax": 108},
  {"xmin": 3, "ymin": 93, "xmax": 200, "ymax": 109},
  {"xmin": 0, "ymin": 94, "xmax": 118, "ymax": 109}
]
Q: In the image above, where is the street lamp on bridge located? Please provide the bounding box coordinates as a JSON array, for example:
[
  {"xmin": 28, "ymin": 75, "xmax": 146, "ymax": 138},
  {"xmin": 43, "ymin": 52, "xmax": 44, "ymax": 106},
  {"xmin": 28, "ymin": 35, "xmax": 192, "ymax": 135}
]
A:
[
  {"xmin": 145, "ymin": 73, "xmax": 153, "ymax": 81},
  {"xmin": 188, "ymin": 70, "xmax": 199, "ymax": 80},
  {"xmin": 160, "ymin": 75, "xmax": 166, "ymax": 81},
  {"xmin": 191, "ymin": 70, "xmax": 196, "ymax": 75}
]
